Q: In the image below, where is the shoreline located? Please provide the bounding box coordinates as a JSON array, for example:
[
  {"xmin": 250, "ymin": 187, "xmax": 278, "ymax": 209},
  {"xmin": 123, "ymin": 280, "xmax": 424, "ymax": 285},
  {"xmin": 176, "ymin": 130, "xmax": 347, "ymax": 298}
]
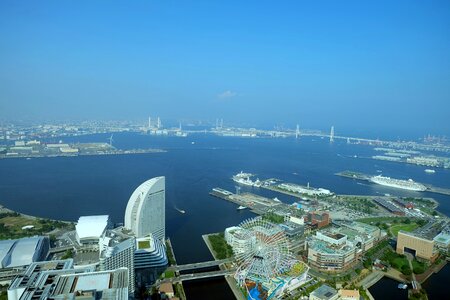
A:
[
  {"xmin": 202, "ymin": 233, "xmax": 245, "ymax": 300},
  {"xmin": 0, "ymin": 204, "xmax": 73, "ymax": 224},
  {"xmin": 0, "ymin": 148, "xmax": 166, "ymax": 160}
]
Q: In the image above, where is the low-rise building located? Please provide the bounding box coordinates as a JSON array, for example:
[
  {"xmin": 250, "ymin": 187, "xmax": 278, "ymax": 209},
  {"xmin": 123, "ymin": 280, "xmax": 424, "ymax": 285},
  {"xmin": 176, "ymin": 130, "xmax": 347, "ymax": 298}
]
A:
[
  {"xmin": 373, "ymin": 198, "xmax": 405, "ymax": 216},
  {"xmin": 8, "ymin": 258, "xmax": 129, "ymax": 300},
  {"xmin": 393, "ymin": 198, "xmax": 414, "ymax": 209},
  {"xmin": 8, "ymin": 259, "xmax": 75, "ymax": 300},
  {"xmin": 159, "ymin": 282, "xmax": 175, "ymax": 298},
  {"xmin": 307, "ymin": 235, "xmax": 357, "ymax": 271},
  {"xmin": 396, "ymin": 231, "xmax": 437, "ymax": 261},
  {"xmin": 309, "ymin": 284, "xmax": 339, "ymax": 300},
  {"xmin": 305, "ymin": 212, "xmax": 330, "ymax": 229},
  {"xmin": 433, "ymin": 226, "xmax": 450, "ymax": 253},
  {"xmin": 0, "ymin": 236, "xmax": 50, "ymax": 269},
  {"xmin": 75, "ymin": 215, "xmax": 111, "ymax": 246},
  {"xmin": 339, "ymin": 289, "xmax": 360, "ymax": 300},
  {"xmin": 51, "ymin": 267, "xmax": 129, "ymax": 299},
  {"xmin": 306, "ymin": 221, "xmax": 381, "ymax": 271}
]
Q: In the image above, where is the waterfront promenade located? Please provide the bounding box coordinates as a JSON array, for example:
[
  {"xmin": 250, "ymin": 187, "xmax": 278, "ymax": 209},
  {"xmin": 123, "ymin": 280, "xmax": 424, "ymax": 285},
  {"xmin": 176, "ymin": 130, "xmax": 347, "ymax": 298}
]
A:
[{"xmin": 202, "ymin": 233, "xmax": 246, "ymax": 300}]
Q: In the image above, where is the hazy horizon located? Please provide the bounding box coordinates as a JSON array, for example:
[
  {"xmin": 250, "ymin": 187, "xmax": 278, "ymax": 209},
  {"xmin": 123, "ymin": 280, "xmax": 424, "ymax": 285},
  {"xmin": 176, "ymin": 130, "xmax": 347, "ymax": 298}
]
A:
[{"xmin": 1, "ymin": 1, "xmax": 449, "ymax": 135}]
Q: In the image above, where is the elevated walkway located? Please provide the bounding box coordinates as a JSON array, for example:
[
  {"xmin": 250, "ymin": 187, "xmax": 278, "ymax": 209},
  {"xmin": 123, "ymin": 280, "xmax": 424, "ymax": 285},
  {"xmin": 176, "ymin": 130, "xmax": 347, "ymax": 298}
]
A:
[{"xmin": 169, "ymin": 258, "xmax": 233, "ymax": 271}]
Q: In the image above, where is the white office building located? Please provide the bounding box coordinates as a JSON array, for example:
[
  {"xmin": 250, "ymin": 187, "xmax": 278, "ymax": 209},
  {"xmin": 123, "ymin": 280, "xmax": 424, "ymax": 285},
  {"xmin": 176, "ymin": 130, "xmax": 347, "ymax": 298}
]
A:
[{"xmin": 124, "ymin": 177, "xmax": 165, "ymax": 241}]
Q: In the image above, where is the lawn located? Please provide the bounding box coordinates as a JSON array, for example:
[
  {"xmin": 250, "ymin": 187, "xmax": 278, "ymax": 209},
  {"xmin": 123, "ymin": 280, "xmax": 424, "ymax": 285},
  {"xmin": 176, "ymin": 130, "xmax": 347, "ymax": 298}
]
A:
[
  {"xmin": 164, "ymin": 270, "xmax": 175, "ymax": 278},
  {"xmin": 208, "ymin": 233, "xmax": 234, "ymax": 259},
  {"xmin": 391, "ymin": 223, "xmax": 419, "ymax": 237},
  {"xmin": 358, "ymin": 216, "xmax": 409, "ymax": 224},
  {"xmin": 383, "ymin": 250, "xmax": 407, "ymax": 269},
  {"xmin": 0, "ymin": 212, "xmax": 73, "ymax": 239},
  {"xmin": 138, "ymin": 240, "xmax": 151, "ymax": 249}
]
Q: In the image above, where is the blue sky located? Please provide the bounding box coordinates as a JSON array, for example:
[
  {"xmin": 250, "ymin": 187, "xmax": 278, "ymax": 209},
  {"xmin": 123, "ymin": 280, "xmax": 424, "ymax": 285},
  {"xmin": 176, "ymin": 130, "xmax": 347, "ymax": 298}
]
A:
[{"xmin": 0, "ymin": 1, "xmax": 449, "ymax": 135}]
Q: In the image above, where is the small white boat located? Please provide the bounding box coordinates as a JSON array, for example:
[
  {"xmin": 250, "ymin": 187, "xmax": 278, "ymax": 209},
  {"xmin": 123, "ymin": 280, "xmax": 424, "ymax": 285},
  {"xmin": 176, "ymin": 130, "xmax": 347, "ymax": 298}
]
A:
[
  {"xmin": 175, "ymin": 207, "xmax": 185, "ymax": 214},
  {"xmin": 425, "ymin": 169, "xmax": 435, "ymax": 174},
  {"xmin": 398, "ymin": 283, "xmax": 407, "ymax": 289},
  {"xmin": 237, "ymin": 206, "xmax": 247, "ymax": 210}
]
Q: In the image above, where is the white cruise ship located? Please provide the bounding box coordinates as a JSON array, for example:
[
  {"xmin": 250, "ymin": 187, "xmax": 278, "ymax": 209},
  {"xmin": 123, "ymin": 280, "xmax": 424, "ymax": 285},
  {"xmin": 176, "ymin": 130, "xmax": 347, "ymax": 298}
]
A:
[
  {"xmin": 369, "ymin": 175, "xmax": 427, "ymax": 192},
  {"xmin": 232, "ymin": 171, "xmax": 261, "ymax": 187}
]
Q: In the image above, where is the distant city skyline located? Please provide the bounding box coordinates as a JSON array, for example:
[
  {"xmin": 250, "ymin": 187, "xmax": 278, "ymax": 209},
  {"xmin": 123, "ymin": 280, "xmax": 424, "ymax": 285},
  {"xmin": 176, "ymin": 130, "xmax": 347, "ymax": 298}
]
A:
[{"xmin": 1, "ymin": 1, "xmax": 449, "ymax": 135}]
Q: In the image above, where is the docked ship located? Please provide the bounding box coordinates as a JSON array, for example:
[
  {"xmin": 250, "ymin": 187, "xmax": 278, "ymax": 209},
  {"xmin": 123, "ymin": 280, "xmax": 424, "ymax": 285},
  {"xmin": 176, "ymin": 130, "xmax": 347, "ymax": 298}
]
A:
[
  {"xmin": 369, "ymin": 175, "xmax": 427, "ymax": 192},
  {"xmin": 232, "ymin": 171, "xmax": 261, "ymax": 187}
]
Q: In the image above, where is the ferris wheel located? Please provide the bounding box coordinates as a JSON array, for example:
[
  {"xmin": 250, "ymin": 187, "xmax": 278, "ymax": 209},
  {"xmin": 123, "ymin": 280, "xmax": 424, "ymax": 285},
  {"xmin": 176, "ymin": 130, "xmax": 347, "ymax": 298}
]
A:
[{"xmin": 232, "ymin": 217, "xmax": 297, "ymax": 288}]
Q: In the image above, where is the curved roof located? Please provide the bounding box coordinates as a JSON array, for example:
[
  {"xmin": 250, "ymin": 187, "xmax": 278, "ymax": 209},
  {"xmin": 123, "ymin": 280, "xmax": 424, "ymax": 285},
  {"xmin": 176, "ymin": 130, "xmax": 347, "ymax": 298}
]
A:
[
  {"xmin": 0, "ymin": 240, "xmax": 16, "ymax": 268},
  {"xmin": 0, "ymin": 237, "xmax": 49, "ymax": 268},
  {"xmin": 76, "ymin": 215, "xmax": 110, "ymax": 240}
]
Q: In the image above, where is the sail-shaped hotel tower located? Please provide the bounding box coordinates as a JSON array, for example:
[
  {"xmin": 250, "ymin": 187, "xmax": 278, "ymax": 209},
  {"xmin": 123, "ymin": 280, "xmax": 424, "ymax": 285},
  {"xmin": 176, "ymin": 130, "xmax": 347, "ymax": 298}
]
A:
[{"xmin": 124, "ymin": 176, "xmax": 165, "ymax": 241}]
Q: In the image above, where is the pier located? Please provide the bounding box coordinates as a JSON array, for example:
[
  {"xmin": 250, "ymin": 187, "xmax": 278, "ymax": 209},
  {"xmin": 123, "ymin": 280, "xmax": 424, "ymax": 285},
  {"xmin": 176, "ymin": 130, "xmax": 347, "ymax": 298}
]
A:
[
  {"xmin": 336, "ymin": 170, "xmax": 450, "ymax": 196},
  {"xmin": 210, "ymin": 188, "xmax": 293, "ymax": 216}
]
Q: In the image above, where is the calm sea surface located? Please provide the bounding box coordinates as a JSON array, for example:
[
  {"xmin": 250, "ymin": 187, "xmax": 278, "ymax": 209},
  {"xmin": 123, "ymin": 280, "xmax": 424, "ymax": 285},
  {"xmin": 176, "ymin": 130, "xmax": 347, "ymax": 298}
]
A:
[{"xmin": 0, "ymin": 133, "xmax": 449, "ymax": 299}]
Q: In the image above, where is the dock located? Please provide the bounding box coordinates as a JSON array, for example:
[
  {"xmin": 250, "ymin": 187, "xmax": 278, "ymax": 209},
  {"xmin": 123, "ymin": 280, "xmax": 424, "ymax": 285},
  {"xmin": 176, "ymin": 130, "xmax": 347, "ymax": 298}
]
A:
[
  {"xmin": 336, "ymin": 170, "xmax": 450, "ymax": 196},
  {"xmin": 210, "ymin": 188, "xmax": 293, "ymax": 216}
]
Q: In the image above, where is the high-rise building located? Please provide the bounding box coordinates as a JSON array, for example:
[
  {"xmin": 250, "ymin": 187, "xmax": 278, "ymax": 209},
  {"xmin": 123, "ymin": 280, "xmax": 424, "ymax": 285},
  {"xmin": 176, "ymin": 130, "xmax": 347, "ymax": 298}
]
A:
[
  {"xmin": 100, "ymin": 237, "xmax": 136, "ymax": 293},
  {"xmin": 134, "ymin": 234, "xmax": 168, "ymax": 288},
  {"xmin": 124, "ymin": 177, "xmax": 165, "ymax": 241}
]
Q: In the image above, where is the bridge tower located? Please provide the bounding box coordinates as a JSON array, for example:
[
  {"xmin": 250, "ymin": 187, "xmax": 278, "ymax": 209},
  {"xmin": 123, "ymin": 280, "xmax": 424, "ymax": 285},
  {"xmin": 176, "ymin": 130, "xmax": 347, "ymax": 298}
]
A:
[
  {"xmin": 330, "ymin": 126, "xmax": 335, "ymax": 143},
  {"xmin": 157, "ymin": 117, "xmax": 161, "ymax": 129}
]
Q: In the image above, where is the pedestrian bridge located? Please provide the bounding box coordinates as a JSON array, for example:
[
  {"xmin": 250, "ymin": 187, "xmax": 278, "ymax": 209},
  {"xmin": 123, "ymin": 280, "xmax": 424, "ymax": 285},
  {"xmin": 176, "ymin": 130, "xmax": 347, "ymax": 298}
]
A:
[
  {"xmin": 161, "ymin": 268, "xmax": 236, "ymax": 284},
  {"xmin": 169, "ymin": 258, "xmax": 233, "ymax": 272}
]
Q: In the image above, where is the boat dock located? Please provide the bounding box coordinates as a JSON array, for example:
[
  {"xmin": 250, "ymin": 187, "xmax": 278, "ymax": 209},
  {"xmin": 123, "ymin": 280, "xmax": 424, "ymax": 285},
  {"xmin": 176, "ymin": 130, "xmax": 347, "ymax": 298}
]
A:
[
  {"xmin": 335, "ymin": 171, "xmax": 371, "ymax": 181},
  {"xmin": 210, "ymin": 188, "xmax": 292, "ymax": 216},
  {"xmin": 336, "ymin": 170, "xmax": 450, "ymax": 196}
]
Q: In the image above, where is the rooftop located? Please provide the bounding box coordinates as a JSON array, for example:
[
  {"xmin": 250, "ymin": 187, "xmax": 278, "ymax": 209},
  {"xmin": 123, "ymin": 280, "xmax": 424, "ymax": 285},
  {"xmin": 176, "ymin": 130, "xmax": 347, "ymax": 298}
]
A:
[
  {"xmin": 135, "ymin": 235, "xmax": 156, "ymax": 252},
  {"xmin": 159, "ymin": 282, "xmax": 174, "ymax": 294},
  {"xmin": 433, "ymin": 227, "xmax": 450, "ymax": 246},
  {"xmin": 311, "ymin": 284, "xmax": 338, "ymax": 300},
  {"xmin": 0, "ymin": 236, "xmax": 49, "ymax": 268},
  {"xmin": 76, "ymin": 215, "xmax": 110, "ymax": 240},
  {"xmin": 339, "ymin": 289, "xmax": 360, "ymax": 298}
]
